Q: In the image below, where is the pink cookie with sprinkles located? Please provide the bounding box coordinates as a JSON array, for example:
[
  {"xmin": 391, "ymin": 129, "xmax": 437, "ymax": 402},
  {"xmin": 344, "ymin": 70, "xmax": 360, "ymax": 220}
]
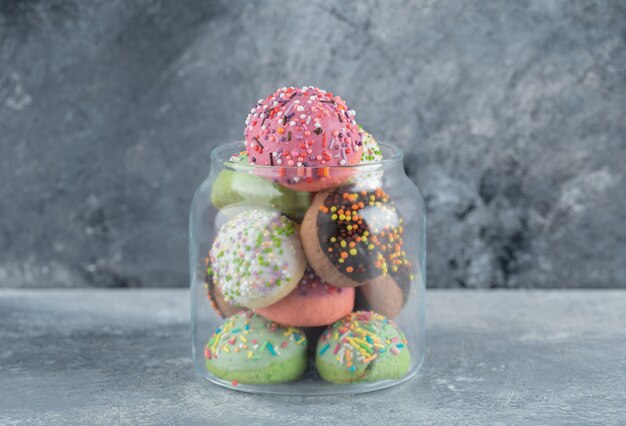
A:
[
  {"xmin": 208, "ymin": 209, "xmax": 307, "ymax": 309},
  {"xmin": 244, "ymin": 86, "xmax": 364, "ymax": 191}
]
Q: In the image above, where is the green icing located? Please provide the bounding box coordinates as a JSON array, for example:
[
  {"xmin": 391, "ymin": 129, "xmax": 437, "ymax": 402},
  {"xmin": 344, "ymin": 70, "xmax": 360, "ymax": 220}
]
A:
[
  {"xmin": 205, "ymin": 312, "xmax": 308, "ymax": 384},
  {"xmin": 315, "ymin": 311, "xmax": 411, "ymax": 384},
  {"xmin": 211, "ymin": 169, "xmax": 311, "ymax": 221}
]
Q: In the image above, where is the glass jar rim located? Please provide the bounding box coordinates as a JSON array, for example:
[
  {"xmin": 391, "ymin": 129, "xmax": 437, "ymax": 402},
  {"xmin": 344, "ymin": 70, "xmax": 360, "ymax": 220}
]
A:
[{"xmin": 210, "ymin": 140, "xmax": 404, "ymax": 171}]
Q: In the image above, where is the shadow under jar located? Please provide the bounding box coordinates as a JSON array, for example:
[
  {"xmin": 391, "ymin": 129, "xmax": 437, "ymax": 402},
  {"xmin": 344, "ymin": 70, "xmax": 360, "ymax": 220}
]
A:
[{"xmin": 189, "ymin": 140, "xmax": 426, "ymax": 395}]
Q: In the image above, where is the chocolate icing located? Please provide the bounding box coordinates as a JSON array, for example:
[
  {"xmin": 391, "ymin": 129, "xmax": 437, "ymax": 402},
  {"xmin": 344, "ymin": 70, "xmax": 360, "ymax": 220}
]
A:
[{"xmin": 316, "ymin": 186, "xmax": 412, "ymax": 285}]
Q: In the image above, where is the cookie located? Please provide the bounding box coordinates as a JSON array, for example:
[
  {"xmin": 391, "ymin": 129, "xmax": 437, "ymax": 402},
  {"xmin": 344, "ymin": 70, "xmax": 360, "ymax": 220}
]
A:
[
  {"xmin": 315, "ymin": 311, "xmax": 411, "ymax": 383},
  {"xmin": 208, "ymin": 209, "xmax": 306, "ymax": 309},
  {"xmin": 354, "ymin": 260, "xmax": 415, "ymax": 318},
  {"xmin": 255, "ymin": 267, "xmax": 355, "ymax": 327},
  {"xmin": 205, "ymin": 311, "xmax": 308, "ymax": 384},
  {"xmin": 210, "ymin": 168, "xmax": 311, "ymax": 222},
  {"xmin": 354, "ymin": 275, "xmax": 404, "ymax": 319},
  {"xmin": 301, "ymin": 186, "xmax": 411, "ymax": 288},
  {"xmin": 243, "ymin": 86, "xmax": 364, "ymax": 191}
]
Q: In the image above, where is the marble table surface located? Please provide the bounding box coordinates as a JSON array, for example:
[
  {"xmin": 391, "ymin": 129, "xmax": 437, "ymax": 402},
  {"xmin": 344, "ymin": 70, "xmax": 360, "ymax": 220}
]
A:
[{"xmin": 1, "ymin": 289, "xmax": 625, "ymax": 425}]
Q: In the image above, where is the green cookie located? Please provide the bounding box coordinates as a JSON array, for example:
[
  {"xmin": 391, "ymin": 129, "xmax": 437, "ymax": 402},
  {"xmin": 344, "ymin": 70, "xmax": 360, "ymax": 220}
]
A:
[
  {"xmin": 205, "ymin": 312, "xmax": 308, "ymax": 384},
  {"xmin": 211, "ymin": 169, "xmax": 311, "ymax": 222},
  {"xmin": 315, "ymin": 311, "xmax": 411, "ymax": 384}
]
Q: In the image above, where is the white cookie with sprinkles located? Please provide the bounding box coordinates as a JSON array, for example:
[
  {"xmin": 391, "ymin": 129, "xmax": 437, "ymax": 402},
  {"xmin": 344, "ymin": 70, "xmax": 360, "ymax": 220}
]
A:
[{"xmin": 208, "ymin": 209, "xmax": 307, "ymax": 309}]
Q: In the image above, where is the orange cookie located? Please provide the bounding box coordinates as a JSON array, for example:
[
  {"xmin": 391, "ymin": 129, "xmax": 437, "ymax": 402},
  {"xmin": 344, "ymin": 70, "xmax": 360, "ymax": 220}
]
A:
[{"xmin": 255, "ymin": 267, "xmax": 354, "ymax": 327}]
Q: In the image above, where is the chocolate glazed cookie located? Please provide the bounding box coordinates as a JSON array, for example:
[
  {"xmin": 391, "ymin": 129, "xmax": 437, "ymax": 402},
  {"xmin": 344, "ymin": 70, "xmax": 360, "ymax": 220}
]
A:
[{"xmin": 301, "ymin": 186, "xmax": 413, "ymax": 314}]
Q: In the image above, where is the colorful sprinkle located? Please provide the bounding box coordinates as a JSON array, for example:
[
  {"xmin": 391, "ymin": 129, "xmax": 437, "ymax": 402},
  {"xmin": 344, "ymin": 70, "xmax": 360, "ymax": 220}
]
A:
[
  {"xmin": 204, "ymin": 312, "xmax": 308, "ymax": 367},
  {"xmin": 333, "ymin": 343, "xmax": 341, "ymax": 355},
  {"xmin": 266, "ymin": 341, "xmax": 277, "ymax": 356}
]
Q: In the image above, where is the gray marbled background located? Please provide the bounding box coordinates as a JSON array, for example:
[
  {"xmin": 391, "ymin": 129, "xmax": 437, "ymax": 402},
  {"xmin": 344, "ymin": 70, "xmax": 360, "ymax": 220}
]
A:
[{"xmin": 1, "ymin": 0, "xmax": 625, "ymax": 289}]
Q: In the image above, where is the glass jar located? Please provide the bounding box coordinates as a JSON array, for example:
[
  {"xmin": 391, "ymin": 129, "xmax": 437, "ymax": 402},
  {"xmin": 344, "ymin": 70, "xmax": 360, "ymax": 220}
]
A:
[{"xmin": 189, "ymin": 140, "xmax": 425, "ymax": 395}]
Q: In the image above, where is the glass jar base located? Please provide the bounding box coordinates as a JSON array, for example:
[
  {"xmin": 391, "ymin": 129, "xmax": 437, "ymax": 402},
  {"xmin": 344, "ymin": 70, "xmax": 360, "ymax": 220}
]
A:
[{"xmin": 193, "ymin": 350, "xmax": 424, "ymax": 396}]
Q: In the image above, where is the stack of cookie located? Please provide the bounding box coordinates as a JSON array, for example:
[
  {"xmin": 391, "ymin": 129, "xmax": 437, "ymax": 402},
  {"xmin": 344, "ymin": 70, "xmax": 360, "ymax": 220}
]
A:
[{"xmin": 203, "ymin": 86, "xmax": 414, "ymax": 385}]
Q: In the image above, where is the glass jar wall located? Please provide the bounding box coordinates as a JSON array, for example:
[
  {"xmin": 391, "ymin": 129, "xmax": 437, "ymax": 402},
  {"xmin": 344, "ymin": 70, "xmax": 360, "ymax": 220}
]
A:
[{"xmin": 190, "ymin": 141, "xmax": 425, "ymax": 395}]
